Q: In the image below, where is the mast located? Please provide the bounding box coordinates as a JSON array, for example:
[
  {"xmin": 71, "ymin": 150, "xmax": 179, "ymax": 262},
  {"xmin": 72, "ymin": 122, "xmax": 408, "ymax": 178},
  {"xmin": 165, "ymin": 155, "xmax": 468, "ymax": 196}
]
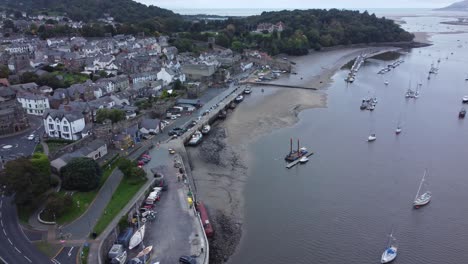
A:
[
  {"xmin": 414, "ymin": 169, "xmax": 427, "ymax": 201},
  {"xmin": 290, "ymin": 138, "xmax": 292, "ymax": 154},
  {"xmin": 297, "ymin": 139, "xmax": 300, "ymax": 153}
]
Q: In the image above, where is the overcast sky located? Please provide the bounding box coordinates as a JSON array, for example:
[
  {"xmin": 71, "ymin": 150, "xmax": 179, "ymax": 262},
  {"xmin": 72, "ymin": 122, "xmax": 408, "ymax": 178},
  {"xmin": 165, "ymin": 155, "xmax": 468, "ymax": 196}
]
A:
[{"xmin": 136, "ymin": 0, "xmax": 454, "ymax": 9}]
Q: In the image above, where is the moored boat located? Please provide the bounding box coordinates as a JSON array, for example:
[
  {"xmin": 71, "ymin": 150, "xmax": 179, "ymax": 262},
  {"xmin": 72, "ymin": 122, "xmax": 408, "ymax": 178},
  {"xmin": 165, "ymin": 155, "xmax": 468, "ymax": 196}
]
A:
[
  {"xmin": 381, "ymin": 232, "xmax": 398, "ymax": 263},
  {"xmin": 129, "ymin": 225, "xmax": 145, "ymax": 250},
  {"xmin": 299, "ymin": 156, "xmax": 309, "ymax": 164},
  {"xmin": 201, "ymin": 125, "xmax": 211, "ymax": 134},
  {"xmin": 188, "ymin": 130, "xmax": 203, "ymax": 145},
  {"xmin": 135, "ymin": 245, "xmax": 153, "ymax": 259},
  {"xmin": 368, "ymin": 134, "xmax": 377, "ymax": 142},
  {"xmin": 413, "ymin": 170, "xmax": 432, "ymax": 208},
  {"xmin": 395, "ymin": 127, "xmax": 402, "ymax": 135},
  {"xmin": 285, "ymin": 139, "xmax": 308, "ymax": 162},
  {"xmin": 462, "ymin": 96, "xmax": 468, "ymax": 103},
  {"xmin": 459, "ymin": 108, "xmax": 466, "ymax": 118}
]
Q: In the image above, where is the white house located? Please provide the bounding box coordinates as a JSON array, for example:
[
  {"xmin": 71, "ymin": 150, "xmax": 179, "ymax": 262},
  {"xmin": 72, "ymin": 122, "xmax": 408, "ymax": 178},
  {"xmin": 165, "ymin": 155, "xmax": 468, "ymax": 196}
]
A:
[
  {"xmin": 17, "ymin": 92, "xmax": 50, "ymax": 116},
  {"xmin": 43, "ymin": 110, "xmax": 86, "ymax": 141},
  {"xmin": 157, "ymin": 68, "xmax": 175, "ymax": 85},
  {"xmin": 5, "ymin": 43, "xmax": 34, "ymax": 54}
]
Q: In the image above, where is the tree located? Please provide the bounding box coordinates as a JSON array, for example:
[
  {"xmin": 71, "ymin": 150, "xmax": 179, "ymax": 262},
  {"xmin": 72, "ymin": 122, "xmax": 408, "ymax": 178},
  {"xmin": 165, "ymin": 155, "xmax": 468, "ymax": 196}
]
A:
[
  {"xmin": 31, "ymin": 153, "xmax": 51, "ymax": 178},
  {"xmin": 0, "ymin": 65, "xmax": 9, "ymax": 78},
  {"xmin": 42, "ymin": 193, "xmax": 73, "ymax": 220},
  {"xmin": 0, "ymin": 158, "xmax": 49, "ymax": 206},
  {"xmin": 19, "ymin": 72, "xmax": 39, "ymax": 84},
  {"xmin": 118, "ymin": 158, "xmax": 136, "ymax": 177},
  {"xmin": 96, "ymin": 109, "xmax": 126, "ymax": 124},
  {"xmin": 173, "ymin": 79, "xmax": 185, "ymax": 90},
  {"xmin": 61, "ymin": 157, "xmax": 102, "ymax": 191},
  {"xmin": 231, "ymin": 41, "xmax": 245, "ymax": 52}
]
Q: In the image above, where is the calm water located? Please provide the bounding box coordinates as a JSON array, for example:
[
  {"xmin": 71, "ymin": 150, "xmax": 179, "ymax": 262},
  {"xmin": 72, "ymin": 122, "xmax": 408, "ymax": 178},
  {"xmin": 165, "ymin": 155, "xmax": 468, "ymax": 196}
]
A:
[{"xmin": 231, "ymin": 21, "xmax": 468, "ymax": 264}]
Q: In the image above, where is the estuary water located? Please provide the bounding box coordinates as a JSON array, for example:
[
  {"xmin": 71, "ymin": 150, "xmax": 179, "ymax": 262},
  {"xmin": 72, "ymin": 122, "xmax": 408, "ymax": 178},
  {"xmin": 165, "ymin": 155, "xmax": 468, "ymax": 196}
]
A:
[{"xmin": 231, "ymin": 17, "xmax": 468, "ymax": 264}]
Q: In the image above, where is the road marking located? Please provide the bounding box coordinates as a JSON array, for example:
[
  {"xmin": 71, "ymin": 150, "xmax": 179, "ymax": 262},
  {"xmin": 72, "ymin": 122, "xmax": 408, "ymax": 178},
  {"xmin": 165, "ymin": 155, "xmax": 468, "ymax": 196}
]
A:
[
  {"xmin": 51, "ymin": 259, "xmax": 61, "ymax": 264},
  {"xmin": 8, "ymin": 238, "xmax": 12, "ymax": 245},
  {"xmin": 0, "ymin": 255, "xmax": 9, "ymax": 264},
  {"xmin": 3, "ymin": 228, "xmax": 6, "ymax": 235},
  {"xmin": 67, "ymin": 246, "xmax": 74, "ymax": 257},
  {"xmin": 14, "ymin": 247, "xmax": 21, "ymax": 253},
  {"xmin": 0, "ymin": 200, "xmax": 2, "ymax": 208},
  {"xmin": 1, "ymin": 219, "xmax": 3, "ymax": 227},
  {"xmin": 52, "ymin": 247, "xmax": 64, "ymax": 259},
  {"xmin": 24, "ymin": 256, "xmax": 32, "ymax": 263}
]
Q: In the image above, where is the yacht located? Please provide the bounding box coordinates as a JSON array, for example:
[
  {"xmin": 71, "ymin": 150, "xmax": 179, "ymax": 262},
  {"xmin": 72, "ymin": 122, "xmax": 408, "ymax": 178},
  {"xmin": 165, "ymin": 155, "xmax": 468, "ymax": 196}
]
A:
[
  {"xmin": 395, "ymin": 127, "xmax": 402, "ymax": 135},
  {"xmin": 381, "ymin": 233, "xmax": 398, "ymax": 264},
  {"xmin": 413, "ymin": 170, "xmax": 432, "ymax": 208},
  {"xmin": 462, "ymin": 96, "xmax": 468, "ymax": 103},
  {"xmin": 368, "ymin": 134, "xmax": 377, "ymax": 142},
  {"xmin": 188, "ymin": 131, "xmax": 203, "ymax": 145}
]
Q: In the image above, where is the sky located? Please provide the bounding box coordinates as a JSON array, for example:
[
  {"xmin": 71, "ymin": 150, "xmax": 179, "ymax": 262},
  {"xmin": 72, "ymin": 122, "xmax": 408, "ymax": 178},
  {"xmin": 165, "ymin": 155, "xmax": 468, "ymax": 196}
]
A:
[{"xmin": 136, "ymin": 0, "xmax": 455, "ymax": 9}]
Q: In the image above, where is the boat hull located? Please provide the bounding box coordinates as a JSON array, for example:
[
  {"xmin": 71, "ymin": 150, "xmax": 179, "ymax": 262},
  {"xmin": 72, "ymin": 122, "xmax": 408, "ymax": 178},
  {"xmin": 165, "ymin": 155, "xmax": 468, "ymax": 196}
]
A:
[{"xmin": 381, "ymin": 247, "xmax": 397, "ymax": 263}]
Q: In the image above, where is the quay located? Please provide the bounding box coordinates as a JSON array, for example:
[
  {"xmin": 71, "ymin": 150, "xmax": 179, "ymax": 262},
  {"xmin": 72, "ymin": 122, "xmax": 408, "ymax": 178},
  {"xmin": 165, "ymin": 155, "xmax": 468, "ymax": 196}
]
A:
[{"xmin": 245, "ymin": 81, "xmax": 318, "ymax": 90}]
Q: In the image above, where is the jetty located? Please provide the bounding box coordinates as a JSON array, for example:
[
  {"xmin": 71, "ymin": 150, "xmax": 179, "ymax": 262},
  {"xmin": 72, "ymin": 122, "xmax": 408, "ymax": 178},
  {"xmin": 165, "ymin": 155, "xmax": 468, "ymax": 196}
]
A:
[
  {"xmin": 286, "ymin": 152, "xmax": 314, "ymax": 169},
  {"xmin": 345, "ymin": 53, "xmax": 367, "ymax": 83}
]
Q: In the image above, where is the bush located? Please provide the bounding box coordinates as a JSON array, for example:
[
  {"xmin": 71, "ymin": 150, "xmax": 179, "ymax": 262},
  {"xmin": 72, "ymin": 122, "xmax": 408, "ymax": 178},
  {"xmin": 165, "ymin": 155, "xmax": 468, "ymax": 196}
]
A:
[
  {"xmin": 61, "ymin": 157, "xmax": 102, "ymax": 191},
  {"xmin": 42, "ymin": 193, "xmax": 74, "ymax": 221}
]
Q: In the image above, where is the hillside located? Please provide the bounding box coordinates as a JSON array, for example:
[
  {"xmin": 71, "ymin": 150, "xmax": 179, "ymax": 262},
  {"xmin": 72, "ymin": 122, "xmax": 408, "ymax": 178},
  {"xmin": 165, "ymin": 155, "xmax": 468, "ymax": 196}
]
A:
[
  {"xmin": 435, "ymin": 0, "xmax": 468, "ymax": 11},
  {"xmin": 0, "ymin": 0, "xmax": 179, "ymax": 23}
]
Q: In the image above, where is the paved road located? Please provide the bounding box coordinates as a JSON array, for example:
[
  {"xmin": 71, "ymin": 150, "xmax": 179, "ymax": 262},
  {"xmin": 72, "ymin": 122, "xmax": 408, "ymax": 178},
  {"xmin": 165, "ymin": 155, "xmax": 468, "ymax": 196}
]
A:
[
  {"xmin": 52, "ymin": 246, "xmax": 78, "ymax": 264},
  {"xmin": 0, "ymin": 116, "xmax": 44, "ymax": 164},
  {"xmin": 0, "ymin": 195, "xmax": 52, "ymax": 264}
]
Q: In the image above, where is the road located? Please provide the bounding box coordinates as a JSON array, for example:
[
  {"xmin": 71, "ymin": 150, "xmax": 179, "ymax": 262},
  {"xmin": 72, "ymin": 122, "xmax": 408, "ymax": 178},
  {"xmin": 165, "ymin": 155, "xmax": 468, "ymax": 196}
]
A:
[
  {"xmin": 52, "ymin": 246, "xmax": 78, "ymax": 264},
  {"xmin": 0, "ymin": 116, "xmax": 44, "ymax": 165},
  {"xmin": 0, "ymin": 195, "xmax": 52, "ymax": 264}
]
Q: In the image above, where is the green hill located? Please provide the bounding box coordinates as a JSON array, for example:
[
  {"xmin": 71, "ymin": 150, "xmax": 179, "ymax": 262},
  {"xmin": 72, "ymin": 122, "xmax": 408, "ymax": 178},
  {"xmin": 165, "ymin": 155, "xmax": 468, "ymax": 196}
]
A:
[{"xmin": 1, "ymin": 0, "xmax": 179, "ymax": 23}]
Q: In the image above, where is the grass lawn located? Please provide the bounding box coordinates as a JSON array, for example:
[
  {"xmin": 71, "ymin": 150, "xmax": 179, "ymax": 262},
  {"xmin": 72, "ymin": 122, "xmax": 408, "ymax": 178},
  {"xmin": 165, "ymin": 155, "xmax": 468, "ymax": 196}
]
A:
[
  {"xmin": 52, "ymin": 71, "xmax": 89, "ymax": 87},
  {"xmin": 34, "ymin": 241, "xmax": 63, "ymax": 258},
  {"xmin": 53, "ymin": 156, "xmax": 121, "ymax": 225},
  {"xmin": 80, "ymin": 245, "xmax": 90, "ymax": 264},
  {"xmin": 34, "ymin": 144, "xmax": 44, "ymax": 153},
  {"xmin": 46, "ymin": 141, "xmax": 71, "ymax": 154},
  {"xmin": 92, "ymin": 177, "xmax": 146, "ymax": 237}
]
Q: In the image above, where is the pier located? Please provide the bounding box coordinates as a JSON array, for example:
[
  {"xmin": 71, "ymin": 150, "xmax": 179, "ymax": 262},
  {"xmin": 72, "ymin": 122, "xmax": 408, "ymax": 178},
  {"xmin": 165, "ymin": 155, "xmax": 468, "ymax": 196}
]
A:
[
  {"xmin": 245, "ymin": 81, "xmax": 318, "ymax": 90},
  {"xmin": 286, "ymin": 152, "xmax": 315, "ymax": 169}
]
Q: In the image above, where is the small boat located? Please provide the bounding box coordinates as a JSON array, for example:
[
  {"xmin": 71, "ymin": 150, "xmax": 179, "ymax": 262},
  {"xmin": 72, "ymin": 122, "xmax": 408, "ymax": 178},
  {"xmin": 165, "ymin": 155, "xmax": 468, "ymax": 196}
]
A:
[
  {"xmin": 201, "ymin": 125, "xmax": 211, "ymax": 134},
  {"xmin": 381, "ymin": 232, "xmax": 398, "ymax": 263},
  {"xmin": 360, "ymin": 100, "xmax": 368, "ymax": 110},
  {"xmin": 384, "ymin": 80, "xmax": 389, "ymax": 85},
  {"xmin": 136, "ymin": 245, "xmax": 153, "ymax": 259},
  {"xmin": 395, "ymin": 126, "xmax": 402, "ymax": 135},
  {"xmin": 188, "ymin": 130, "xmax": 203, "ymax": 145},
  {"xmin": 462, "ymin": 96, "xmax": 468, "ymax": 103},
  {"xmin": 368, "ymin": 104, "xmax": 375, "ymax": 111},
  {"xmin": 368, "ymin": 134, "xmax": 377, "ymax": 142},
  {"xmin": 235, "ymin": 95, "xmax": 244, "ymax": 102},
  {"xmin": 413, "ymin": 170, "xmax": 431, "ymax": 208},
  {"xmin": 243, "ymin": 87, "xmax": 252, "ymax": 94},
  {"xmin": 460, "ymin": 108, "xmax": 466, "ymax": 118},
  {"xmin": 129, "ymin": 225, "xmax": 146, "ymax": 250},
  {"xmin": 111, "ymin": 251, "xmax": 127, "ymax": 264},
  {"xmin": 299, "ymin": 156, "xmax": 309, "ymax": 164}
]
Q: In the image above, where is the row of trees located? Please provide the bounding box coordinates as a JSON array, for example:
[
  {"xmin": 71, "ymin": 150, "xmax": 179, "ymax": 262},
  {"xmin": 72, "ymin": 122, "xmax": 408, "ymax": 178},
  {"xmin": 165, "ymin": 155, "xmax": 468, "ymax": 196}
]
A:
[{"xmin": 95, "ymin": 109, "xmax": 126, "ymax": 124}]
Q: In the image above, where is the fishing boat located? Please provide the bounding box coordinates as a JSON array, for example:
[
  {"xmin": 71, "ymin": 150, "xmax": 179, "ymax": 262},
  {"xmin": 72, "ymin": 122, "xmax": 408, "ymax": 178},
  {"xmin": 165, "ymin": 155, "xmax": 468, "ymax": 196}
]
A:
[
  {"xmin": 285, "ymin": 139, "xmax": 308, "ymax": 162},
  {"xmin": 381, "ymin": 232, "xmax": 398, "ymax": 263},
  {"xmin": 395, "ymin": 126, "xmax": 402, "ymax": 135},
  {"xmin": 460, "ymin": 108, "xmax": 466, "ymax": 118},
  {"xmin": 384, "ymin": 80, "xmax": 389, "ymax": 85},
  {"xmin": 201, "ymin": 125, "xmax": 211, "ymax": 134},
  {"xmin": 188, "ymin": 130, "xmax": 203, "ymax": 145},
  {"xmin": 368, "ymin": 134, "xmax": 377, "ymax": 142},
  {"xmin": 414, "ymin": 170, "xmax": 432, "ymax": 208},
  {"xmin": 299, "ymin": 156, "xmax": 309, "ymax": 164},
  {"xmin": 360, "ymin": 100, "xmax": 368, "ymax": 110},
  {"xmin": 129, "ymin": 225, "xmax": 146, "ymax": 250},
  {"xmin": 136, "ymin": 245, "xmax": 153, "ymax": 260}
]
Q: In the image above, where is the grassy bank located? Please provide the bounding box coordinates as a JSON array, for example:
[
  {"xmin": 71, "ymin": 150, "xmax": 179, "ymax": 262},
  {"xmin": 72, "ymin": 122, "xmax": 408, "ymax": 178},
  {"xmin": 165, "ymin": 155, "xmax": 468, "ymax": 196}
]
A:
[
  {"xmin": 53, "ymin": 155, "xmax": 121, "ymax": 225},
  {"xmin": 92, "ymin": 177, "xmax": 146, "ymax": 236}
]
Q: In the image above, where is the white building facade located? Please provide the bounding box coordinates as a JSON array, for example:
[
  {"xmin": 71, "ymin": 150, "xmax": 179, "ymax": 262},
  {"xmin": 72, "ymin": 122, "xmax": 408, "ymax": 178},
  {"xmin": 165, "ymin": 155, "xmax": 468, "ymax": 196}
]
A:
[
  {"xmin": 17, "ymin": 93, "xmax": 50, "ymax": 116},
  {"xmin": 43, "ymin": 110, "xmax": 86, "ymax": 141}
]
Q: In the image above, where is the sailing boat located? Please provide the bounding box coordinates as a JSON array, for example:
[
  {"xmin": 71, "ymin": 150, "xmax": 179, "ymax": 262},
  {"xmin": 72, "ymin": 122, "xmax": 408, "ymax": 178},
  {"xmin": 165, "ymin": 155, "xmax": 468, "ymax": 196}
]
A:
[
  {"xmin": 129, "ymin": 224, "xmax": 146, "ymax": 250},
  {"xmin": 381, "ymin": 232, "xmax": 398, "ymax": 263},
  {"xmin": 368, "ymin": 134, "xmax": 377, "ymax": 142},
  {"xmin": 413, "ymin": 170, "xmax": 432, "ymax": 208},
  {"xmin": 395, "ymin": 126, "xmax": 402, "ymax": 135}
]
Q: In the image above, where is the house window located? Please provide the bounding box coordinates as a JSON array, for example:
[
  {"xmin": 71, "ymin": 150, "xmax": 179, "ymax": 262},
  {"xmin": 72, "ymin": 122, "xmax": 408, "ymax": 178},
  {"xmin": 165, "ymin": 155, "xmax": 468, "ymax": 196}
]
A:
[
  {"xmin": 63, "ymin": 120, "xmax": 67, "ymax": 124},
  {"xmin": 63, "ymin": 126, "xmax": 69, "ymax": 132},
  {"xmin": 49, "ymin": 124, "xmax": 54, "ymax": 130},
  {"xmin": 29, "ymin": 104, "xmax": 32, "ymax": 108}
]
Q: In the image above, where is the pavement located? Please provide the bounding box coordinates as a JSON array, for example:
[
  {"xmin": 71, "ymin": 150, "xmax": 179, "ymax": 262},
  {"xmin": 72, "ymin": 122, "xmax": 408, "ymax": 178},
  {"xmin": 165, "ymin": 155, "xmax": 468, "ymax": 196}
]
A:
[
  {"xmin": 0, "ymin": 116, "xmax": 44, "ymax": 164},
  {"xmin": 0, "ymin": 194, "xmax": 52, "ymax": 264}
]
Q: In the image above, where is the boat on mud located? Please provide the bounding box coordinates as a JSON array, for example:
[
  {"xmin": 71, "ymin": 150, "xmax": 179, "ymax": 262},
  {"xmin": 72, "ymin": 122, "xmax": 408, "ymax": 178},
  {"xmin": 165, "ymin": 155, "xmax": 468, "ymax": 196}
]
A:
[{"xmin": 188, "ymin": 130, "xmax": 203, "ymax": 145}]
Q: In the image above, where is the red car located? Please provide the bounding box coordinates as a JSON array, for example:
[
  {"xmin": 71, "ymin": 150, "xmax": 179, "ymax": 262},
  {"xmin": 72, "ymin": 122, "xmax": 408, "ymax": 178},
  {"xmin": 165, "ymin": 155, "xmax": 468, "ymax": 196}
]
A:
[
  {"xmin": 142, "ymin": 154, "xmax": 151, "ymax": 160},
  {"xmin": 196, "ymin": 202, "xmax": 214, "ymax": 238}
]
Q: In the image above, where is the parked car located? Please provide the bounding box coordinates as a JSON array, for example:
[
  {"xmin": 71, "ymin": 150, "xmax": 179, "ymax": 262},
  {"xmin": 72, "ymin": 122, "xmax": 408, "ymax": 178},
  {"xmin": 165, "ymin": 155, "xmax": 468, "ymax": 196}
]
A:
[
  {"xmin": 141, "ymin": 154, "xmax": 151, "ymax": 160},
  {"xmin": 34, "ymin": 136, "xmax": 40, "ymax": 143},
  {"xmin": 137, "ymin": 160, "xmax": 145, "ymax": 166},
  {"xmin": 27, "ymin": 134, "xmax": 35, "ymax": 140},
  {"xmin": 179, "ymin": 256, "xmax": 197, "ymax": 264},
  {"xmin": 155, "ymin": 177, "xmax": 168, "ymax": 191}
]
